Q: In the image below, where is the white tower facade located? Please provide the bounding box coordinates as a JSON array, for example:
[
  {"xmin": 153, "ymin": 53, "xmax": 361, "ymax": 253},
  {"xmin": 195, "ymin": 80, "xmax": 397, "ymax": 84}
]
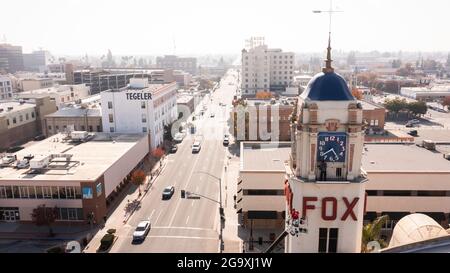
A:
[{"xmin": 285, "ymin": 41, "xmax": 368, "ymax": 253}]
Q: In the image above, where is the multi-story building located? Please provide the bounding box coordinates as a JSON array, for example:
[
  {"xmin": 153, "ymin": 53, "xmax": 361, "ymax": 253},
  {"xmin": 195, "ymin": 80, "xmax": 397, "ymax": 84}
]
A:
[
  {"xmin": 241, "ymin": 38, "xmax": 295, "ymax": 96},
  {"xmin": 0, "ymin": 96, "xmax": 57, "ymax": 151},
  {"xmin": 100, "ymin": 79, "xmax": 178, "ymax": 149},
  {"xmin": 156, "ymin": 55, "xmax": 197, "ymax": 75},
  {"xmin": 23, "ymin": 50, "xmax": 50, "ymax": 72},
  {"xmin": 0, "ymin": 44, "xmax": 24, "ymax": 73},
  {"xmin": 44, "ymin": 107, "xmax": 102, "ymax": 136},
  {"xmin": 0, "ymin": 76, "xmax": 13, "ymax": 100},
  {"xmin": 400, "ymin": 85, "xmax": 450, "ymax": 101},
  {"xmin": 0, "ymin": 132, "xmax": 149, "ymax": 224},
  {"xmin": 17, "ymin": 78, "xmax": 54, "ymax": 92},
  {"xmin": 18, "ymin": 84, "xmax": 90, "ymax": 109},
  {"xmin": 237, "ymin": 142, "xmax": 291, "ymax": 229}
]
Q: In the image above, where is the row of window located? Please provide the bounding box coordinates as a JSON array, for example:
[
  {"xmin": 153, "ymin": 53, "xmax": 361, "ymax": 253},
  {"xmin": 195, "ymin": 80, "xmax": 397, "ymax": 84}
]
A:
[
  {"xmin": 243, "ymin": 189, "xmax": 284, "ymax": 196},
  {"xmin": 48, "ymin": 124, "xmax": 101, "ymax": 132},
  {"xmin": 0, "ymin": 81, "xmax": 11, "ymax": 86},
  {"xmin": 0, "ymin": 185, "xmax": 82, "ymax": 200},
  {"xmin": 244, "ymin": 55, "xmax": 293, "ymax": 60},
  {"xmin": 56, "ymin": 208, "xmax": 84, "ymax": 221},
  {"xmin": 366, "ymin": 190, "xmax": 450, "ymax": 197},
  {"xmin": 6, "ymin": 111, "xmax": 35, "ymax": 126}
]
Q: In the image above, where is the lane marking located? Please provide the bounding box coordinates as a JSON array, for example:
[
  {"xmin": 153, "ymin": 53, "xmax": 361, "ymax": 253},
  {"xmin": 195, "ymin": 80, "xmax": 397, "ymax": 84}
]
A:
[
  {"xmin": 151, "ymin": 226, "xmax": 215, "ymax": 231},
  {"xmin": 185, "ymin": 216, "xmax": 190, "ymax": 224},
  {"xmin": 149, "ymin": 209, "xmax": 155, "ymax": 220},
  {"xmin": 154, "ymin": 210, "xmax": 162, "ymax": 225},
  {"xmin": 120, "ymin": 235, "xmax": 218, "ymax": 240}
]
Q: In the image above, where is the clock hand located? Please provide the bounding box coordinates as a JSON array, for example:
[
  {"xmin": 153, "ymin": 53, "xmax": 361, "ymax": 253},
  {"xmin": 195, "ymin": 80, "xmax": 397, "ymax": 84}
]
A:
[
  {"xmin": 331, "ymin": 149, "xmax": 338, "ymax": 157},
  {"xmin": 322, "ymin": 149, "xmax": 333, "ymax": 156}
]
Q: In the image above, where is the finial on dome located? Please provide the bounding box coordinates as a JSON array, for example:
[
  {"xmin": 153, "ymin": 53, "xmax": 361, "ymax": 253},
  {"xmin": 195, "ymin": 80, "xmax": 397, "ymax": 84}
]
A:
[{"xmin": 322, "ymin": 31, "xmax": 334, "ymax": 73}]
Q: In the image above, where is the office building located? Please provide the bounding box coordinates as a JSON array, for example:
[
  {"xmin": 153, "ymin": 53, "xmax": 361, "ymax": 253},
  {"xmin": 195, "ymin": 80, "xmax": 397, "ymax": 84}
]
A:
[
  {"xmin": 0, "ymin": 132, "xmax": 149, "ymax": 224},
  {"xmin": 100, "ymin": 79, "xmax": 178, "ymax": 149},
  {"xmin": 156, "ymin": 55, "xmax": 197, "ymax": 75},
  {"xmin": 18, "ymin": 84, "xmax": 90, "ymax": 109},
  {"xmin": 0, "ymin": 44, "xmax": 24, "ymax": 73},
  {"xmin": 44, "ymin": 107, "xmax": 102, "ymax": 136},
  {"xmin": 241, "ymin": 37, "xmax": 295, "ymax": 95},
  {"xmin": 0, "ymin": 76, "xmax": 13, "ymax": 100}
]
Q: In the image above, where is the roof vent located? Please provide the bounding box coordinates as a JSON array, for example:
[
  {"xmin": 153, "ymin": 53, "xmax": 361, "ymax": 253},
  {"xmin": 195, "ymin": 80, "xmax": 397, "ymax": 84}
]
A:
[{"xmin": 423, "ymin": 140, "xmax": 436, "ymax": 150}]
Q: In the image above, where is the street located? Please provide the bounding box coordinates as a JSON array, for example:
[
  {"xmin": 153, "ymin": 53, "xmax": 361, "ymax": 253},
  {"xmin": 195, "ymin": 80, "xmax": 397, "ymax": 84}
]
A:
[{"xmin": 106, "ymin": 70, "xmax": 238, "ymax": 253}]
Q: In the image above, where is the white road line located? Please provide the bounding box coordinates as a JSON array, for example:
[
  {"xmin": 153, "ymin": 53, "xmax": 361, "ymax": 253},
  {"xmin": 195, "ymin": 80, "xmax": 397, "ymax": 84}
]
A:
[
  {"xmin": 168, "ymin": 151, "xmax": 201, "ymax": 226},
  {"xmin": 154, "ymin": 210, "xmax": 162, "ymax": 225},
  {"xmin": 149, "ymin": 209, "xmax": 155, "ymax": 220},
  {"xmin": 151, "ymin": 226, "xmax": 215, "ymax": 231},
  {"xmin": 185, "ymin": 216, "xmax": 190, "ymax": 224},
  {"xmin": 120, "ymin": 235, "xmax": 218, "ymax": 240},
  {"xmin": 191, "ymin": 201, "xmax": 194, "ymax": 207}
]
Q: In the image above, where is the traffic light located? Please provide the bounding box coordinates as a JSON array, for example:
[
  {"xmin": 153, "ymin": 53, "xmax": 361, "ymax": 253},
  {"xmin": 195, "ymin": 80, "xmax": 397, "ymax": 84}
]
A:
[
  {"xmin": 219, "ymin": 207, "xmax": 224, "ymax": 216},
  {"xmin": 181, "ymin": 190, "xmax": 185, "ymax": 198}
]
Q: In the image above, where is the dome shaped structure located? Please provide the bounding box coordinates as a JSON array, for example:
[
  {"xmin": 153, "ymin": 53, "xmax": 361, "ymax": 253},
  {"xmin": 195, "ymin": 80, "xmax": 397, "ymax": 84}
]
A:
[
  {"xmin": 301, "ymin": 71, "xmax": 355, "ymax": 101},
  {"xmin": 388, "ymin": 213, "xmax": 448, "ymax": 248}
]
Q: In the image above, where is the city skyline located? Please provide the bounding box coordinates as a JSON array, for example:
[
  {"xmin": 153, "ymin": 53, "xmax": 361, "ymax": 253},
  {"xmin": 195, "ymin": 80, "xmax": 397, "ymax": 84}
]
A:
[{"xmin": 1, "ymin": 0, "xmax": 450, "ymax": 55}]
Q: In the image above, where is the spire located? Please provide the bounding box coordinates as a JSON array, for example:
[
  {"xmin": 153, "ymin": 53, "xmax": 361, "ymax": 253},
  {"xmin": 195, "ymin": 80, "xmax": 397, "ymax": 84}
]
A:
[{"xmin": 323, "ymin": 32, "xmax": 334, "ymax": 73}]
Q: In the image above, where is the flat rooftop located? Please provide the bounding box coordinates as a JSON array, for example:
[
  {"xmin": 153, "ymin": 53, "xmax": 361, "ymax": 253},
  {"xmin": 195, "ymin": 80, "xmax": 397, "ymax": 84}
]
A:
[
  {"xmin": 177, "ymin": 95, "xmax": 193, "ymax": 104},
  {"xmin": 0, "ymin": 101, "xmax": 35, "ymax": 117},
  {"xmin": 361, "ymin": 143, "xmax": 450, "ymax": 172},
  {"xmin": 0, "ymin": 133, "xmax": 146, "ymax": 182},
  {"xmin": 45, "ymin": 107, "xmax": 101, "ymax": 118},
  {"xmin": 241, "ymin": 142, "xmax": 291, "ymax": 171}
]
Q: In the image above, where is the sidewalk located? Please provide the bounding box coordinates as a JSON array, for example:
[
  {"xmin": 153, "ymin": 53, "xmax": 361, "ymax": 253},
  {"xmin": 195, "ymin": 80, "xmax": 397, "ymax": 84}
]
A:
[
  {"xmin": 83, "ymin": 156, "xmax": 167, "ymax": 253},
  {"xmin": 221, "ymin": 151, "xmax": 242, "ymax": 253},
  {"xmin": 0, "ymin": 222, "xmax": 95, "ymax": 241}
]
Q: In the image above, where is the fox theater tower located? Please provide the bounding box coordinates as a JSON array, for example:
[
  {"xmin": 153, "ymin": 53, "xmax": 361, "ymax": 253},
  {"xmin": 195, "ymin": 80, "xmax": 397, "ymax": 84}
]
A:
[{"xmin": 284, "ymin": 35, "xmax": 368, "ymax": 253}]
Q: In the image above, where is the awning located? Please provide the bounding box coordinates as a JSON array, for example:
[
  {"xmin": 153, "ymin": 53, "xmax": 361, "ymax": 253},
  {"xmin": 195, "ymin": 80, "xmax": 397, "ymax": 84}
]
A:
[{"xmin": 247, "ymin": 210, "xmax": 278, "ymax": 220}]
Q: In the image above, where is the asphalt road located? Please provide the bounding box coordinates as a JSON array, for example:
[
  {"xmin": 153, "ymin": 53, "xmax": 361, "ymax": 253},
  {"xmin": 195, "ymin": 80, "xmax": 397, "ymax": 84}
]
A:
[{"xmin": 110, "ymin": 70, "xmax": 238, "ymax": 253}]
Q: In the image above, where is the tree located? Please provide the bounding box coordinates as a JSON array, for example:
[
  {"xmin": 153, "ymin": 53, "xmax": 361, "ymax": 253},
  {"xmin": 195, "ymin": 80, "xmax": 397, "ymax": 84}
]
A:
[
  {"xmin": 384, "ymin": 98, "xmax": 408, "ymax": 114},
  {"xmin": 131, "ymin": 169, "xmax": 146, "ymax": 196},
  {"xmin": 151, "ymin": 147, "xmax": 165, "ymax": 159},
  {"xmin": 351, "ymin": 88, "xmax": 363, "ymax": 100},
  {"xmin": 407, "ymin": 101, "xmax": 427, "ymax": 117},
  {"xmin": 255, "ymin": 91, "xmax": 272, "ymax": 99},
  {"xmin": 362, "ymin": 215, "xmax": 389, "ymax": 252},
  {"xmin": 31, "ymin": 205, "xmax": 58, "ymax": 237},
  {"xmin": 442, "ymin": 96, "xmax": 450, "ymax": 110}
]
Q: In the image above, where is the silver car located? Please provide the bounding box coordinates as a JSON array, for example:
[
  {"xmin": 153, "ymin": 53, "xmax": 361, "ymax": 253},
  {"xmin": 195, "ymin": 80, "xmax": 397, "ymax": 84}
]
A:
[{"xmin": 133, "ymin": 220, "xmax": 151, "ymax": 241}]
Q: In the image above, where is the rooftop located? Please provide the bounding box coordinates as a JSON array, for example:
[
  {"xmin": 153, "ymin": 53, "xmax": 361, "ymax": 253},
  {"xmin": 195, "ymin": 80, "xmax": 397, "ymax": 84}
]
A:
[
  {"xmin": 0, "ymin": 101, "xmax": 35, "ymax": 117},
  {"xmin": 241, "ymin": 142, "xmax": 291, "ymax": 172},
  {"xmin": 361, "ymin": 143, "xmax": 450, "ymax": 172},
  {"xmin": 45, "ymin": 107, "xmax": 101, "ymax": 118},
  {"xmin": 0, "ymin": 133, "xmax": 146, "ymax": 182}
]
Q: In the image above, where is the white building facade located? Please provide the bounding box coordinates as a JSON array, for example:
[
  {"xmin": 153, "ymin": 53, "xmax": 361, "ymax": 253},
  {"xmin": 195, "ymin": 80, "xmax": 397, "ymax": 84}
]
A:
[
  {"xmin": 0, "ymin": 76, "xmax": 13, "ymax": 101},
  {"xmin": 18, "ymin": 84, "xmax": 90, "ymax": 109},
  {"xmin": 100, "ymin": 79, "xmax": 178, "ymax": 149},
  {"xmin": 241, "ymin": 38, "xmax": 295, "ymax": 95}
]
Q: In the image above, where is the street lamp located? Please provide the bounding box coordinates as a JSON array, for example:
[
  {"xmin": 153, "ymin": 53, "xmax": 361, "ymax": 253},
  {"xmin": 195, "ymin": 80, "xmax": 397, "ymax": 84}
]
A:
[{"xmin": 194, "ymin": 171, "xmax": 224, "ymax": 252}]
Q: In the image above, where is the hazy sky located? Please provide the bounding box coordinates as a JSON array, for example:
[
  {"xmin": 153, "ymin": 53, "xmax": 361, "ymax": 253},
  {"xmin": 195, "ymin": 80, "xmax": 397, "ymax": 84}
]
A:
[{"xmin": 1, "ymin": 0, "xmax": 449, "ymax": 56}]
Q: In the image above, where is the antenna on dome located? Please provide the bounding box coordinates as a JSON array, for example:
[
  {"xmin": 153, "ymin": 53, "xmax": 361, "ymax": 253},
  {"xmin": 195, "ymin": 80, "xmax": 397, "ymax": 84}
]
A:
[{"xmin": 313, "ymin": 0, "xmax": 343, "ymax": 73}]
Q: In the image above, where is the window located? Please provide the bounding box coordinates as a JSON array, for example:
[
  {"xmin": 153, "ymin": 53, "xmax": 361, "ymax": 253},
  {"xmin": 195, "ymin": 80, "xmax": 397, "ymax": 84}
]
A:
[
  {"xmin": 51, "ymin": 186, "xmax": 59, "ymax": 199},
  {"xmin": 66, "ymin": 186, "xmax": 75, "ymax": 199},
  {"xmin": 5, "ymin": 186, "xmax": 13, "ymax": 198},
  {"xmin": 13, "ymin": 117, "xmax": 16, "ymax": 124},
  {"xmin": 55, "ymin": 125, "xmax": 59, "ymax": 131},
  {"xmin": 110, "ymin": 127, "xmax": 115, "ymax": 133},
  {"xmin": 142, "ymin": 127, "xmax": 147, "ymax": 133},
  {"xmin": 108, "ymin": 101, "xmax": 113, "ymax": 109},
  {"xmin": 336, "ymin": 168, "xmax": 342, "ymax": 178},
  {"xmin": 28, "ymin": 186, "xmax": 36, "ymax": 199},
  {"xmin": 75, "ymin": 187, "xmax": 82, "ymax": 199},
  {"xmin": 0, "ymin": 186, "xmax": 6, "ymax": 198},
  {"xmin": 80, "ymin": 125, "xmax": 85, "ymax": 131},
  {"xmin": 108, "ymin": 114, "xmax": 114, "ymax": 123},
  {"xmin": 48, "ymin": 125, "xmax": 52, "ymax": 130},
  {"xmin": 318, "ymin": 228, "xmax": 339, "ymax": 253},
  {"xmin": 243, "ymin": 189, "xmax": 284, "ymax": 195},
  {"xmin": 328, "ymin": 228, "xmax": 338, "ymax": 253},
  {"xmin": 89, "ymin": 125, "xmax": 93, "ymax": 132},
  {"xmin": 142, "ymin": 114, "xmax": 147, "ymax": 123},
  {"xmin": 26, "ymin": 113, "xmax": 29, "ymax": 120},
  {"xmin": 42, "ymin": 186, "xmax": 52, "ymax": 198},
  {"xmin": 31, "ymin": 112, "xmax": 35, "ymax": 118},
  {"xmin": 12, "ymin": 186, "xmax": 20, "ymax": 198},
  {"xmin": 141, "ymin": 101, "xmax": 146, "ymax": 109},
  {"xmin": 6, "ymin": 119, "xmax": 9, "ymax": 126},
  {"xmin": 97, "ymin": 125, "xmax": 101, "ymax": 132},
  {"xmin": 318, "ymin": 228, "xmax": 328, "ymax": 253},
  {"xmin": 35, "ymin": 186, "xmax": 43, "ymax": 199}
]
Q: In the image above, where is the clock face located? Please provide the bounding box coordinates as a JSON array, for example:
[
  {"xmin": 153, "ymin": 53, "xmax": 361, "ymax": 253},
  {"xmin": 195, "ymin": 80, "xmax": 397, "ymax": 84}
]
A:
[{"xmin": 317, "ymin": 132, "xmax": 347, "ymax": 162}]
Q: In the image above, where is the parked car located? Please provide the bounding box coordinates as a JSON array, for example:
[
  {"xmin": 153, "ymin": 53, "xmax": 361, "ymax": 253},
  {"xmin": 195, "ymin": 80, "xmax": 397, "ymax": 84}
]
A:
[
  {"xmin": 192, "ymin": 141, "xmax": 201, "ymax": 153},
  {"xmin": 132, "ymin": 220, "xmax": 151, "ymax": 242},
  {"xmin": 408, "ymin": 119, "xmax": 420, "ymax": 124},
  {"xmin": 162, "ymin": 186, "xmax": 175, "ymax": 200},
  {"xmin": 16, "ymin": 159, "xmax": 30, "ymax": 169},
  {"xmin": 223, "ymin": 135, "xmax": 229, "ymax": 146},
  {"xmin": 174, "ymin": 133, "xmax": 184, "ymax": 143},
  {"xmin": 6, "ymin": 146, "xmax": 24, "ymax": 153},
  {"xmin": 170, "ymin": 145, "xmax": 178, "ymax": 153},
  {"xmin": 1, "ymin": 154, "xmax": 17, "ymax": 165},
  {"xmin": 408, "ymin": 130, "xmax": 418, "ymax": 137},
  {"xmin": 34, "ymin": 135, "xmax": 46, "ymax": 141}
]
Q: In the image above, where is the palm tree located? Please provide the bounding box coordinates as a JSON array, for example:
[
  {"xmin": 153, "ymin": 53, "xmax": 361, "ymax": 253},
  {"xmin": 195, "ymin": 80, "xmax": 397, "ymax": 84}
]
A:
[{"xmin": 361, "ymin": 215, "xmax": 389, "ymax": 252}]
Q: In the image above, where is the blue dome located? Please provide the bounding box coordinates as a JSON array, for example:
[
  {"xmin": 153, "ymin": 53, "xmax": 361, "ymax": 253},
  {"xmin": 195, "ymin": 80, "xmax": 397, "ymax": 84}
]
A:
[{"xmin": 301, "ymin": 72, "xmax": 354, "ymax": 101}]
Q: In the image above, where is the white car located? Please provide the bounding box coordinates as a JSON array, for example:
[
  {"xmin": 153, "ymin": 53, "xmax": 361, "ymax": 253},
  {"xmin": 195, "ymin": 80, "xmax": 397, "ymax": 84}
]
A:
[
  {"xmin": 173, "ymin": 132, "xmax": 185, "ymax": 143},
  {"xmin": 192, "ymin": 141, "xmax": 201, "ymax": 153},
  {"xmin": 133, "ymin": 220, "xmax": 151, "ymax": 241}
]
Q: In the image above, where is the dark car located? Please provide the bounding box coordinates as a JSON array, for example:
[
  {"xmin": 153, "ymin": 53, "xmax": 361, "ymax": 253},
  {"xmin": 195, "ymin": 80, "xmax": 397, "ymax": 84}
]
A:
[
  {"xmin": 34, "ymin": 135, "xmax": 46, "ymax": 141},
  {"xmin": 408, "ymin": 130, "xmax": 418, "ymax": 136},
  {"xmin": 162, "ymin": 186, "xmax": 175, "ymax": 200},
  {"xmin": 6, "ymin": 146, "xmax": 24, "ymax": 153},
  {"xmin": 170, "ymin": 145, "xmax": 178, "ymax": 153}
]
